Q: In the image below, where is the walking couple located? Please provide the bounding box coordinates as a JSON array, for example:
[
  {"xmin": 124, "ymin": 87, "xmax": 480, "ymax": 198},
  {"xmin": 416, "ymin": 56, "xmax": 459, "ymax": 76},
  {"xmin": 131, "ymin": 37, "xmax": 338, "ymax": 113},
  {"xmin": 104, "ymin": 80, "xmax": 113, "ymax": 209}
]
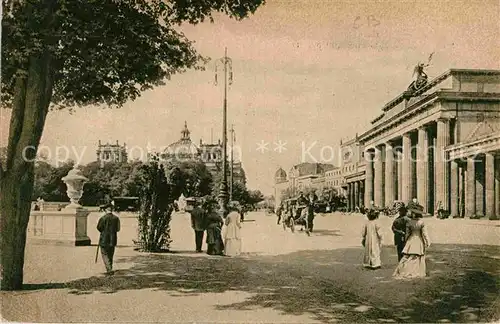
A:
[
  {"xmin": 191, "ymin": 199, "xmax": 242, "ymax": 256},
  {"xmin": 392, "ymin": 202, "xmax": 431, "ymax": 279},
  {"xmin": 361, "ymin": 201, "xmax": 431, "ymax": 279}
]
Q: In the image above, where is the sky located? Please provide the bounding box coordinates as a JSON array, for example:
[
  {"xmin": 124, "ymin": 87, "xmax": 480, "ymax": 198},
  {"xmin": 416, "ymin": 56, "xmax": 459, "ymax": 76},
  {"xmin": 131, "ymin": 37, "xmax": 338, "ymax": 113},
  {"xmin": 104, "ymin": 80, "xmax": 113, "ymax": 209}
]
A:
[{"xmin": 1, "ymin": 0, "xmax": 499, "ymax": 195}]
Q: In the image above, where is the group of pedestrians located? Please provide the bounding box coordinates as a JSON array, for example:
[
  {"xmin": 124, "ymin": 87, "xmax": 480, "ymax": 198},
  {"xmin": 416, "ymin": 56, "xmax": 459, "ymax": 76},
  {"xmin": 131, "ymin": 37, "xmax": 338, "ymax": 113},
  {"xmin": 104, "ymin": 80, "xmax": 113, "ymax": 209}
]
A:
[
  {"xmin": 94, "ymin": 198, "xmax": 245, "ymax": 275},
  {"xmin": 361, "ymin": 200, "xmax": 431, "ymax": 279},
  {"xmin": 190, "ymin": 199, "xmax": 242, "ymax": 256}
]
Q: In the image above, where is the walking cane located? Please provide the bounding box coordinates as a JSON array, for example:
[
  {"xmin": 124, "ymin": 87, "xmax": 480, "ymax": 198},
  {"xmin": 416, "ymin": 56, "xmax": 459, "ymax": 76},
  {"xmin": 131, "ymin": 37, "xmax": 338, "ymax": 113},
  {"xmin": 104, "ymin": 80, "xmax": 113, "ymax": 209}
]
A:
[{"xmin": 95, "ymin": 245, "xmax": 100, "ymax": 263}]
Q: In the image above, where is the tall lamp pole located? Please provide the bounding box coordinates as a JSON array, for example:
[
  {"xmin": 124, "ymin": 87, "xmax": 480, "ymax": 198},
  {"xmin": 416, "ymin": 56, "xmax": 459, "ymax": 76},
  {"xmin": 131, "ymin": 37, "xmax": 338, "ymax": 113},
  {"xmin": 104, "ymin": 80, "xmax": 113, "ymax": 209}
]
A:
[
  {"xmin": 214, "ymin": 47, "xmax": 233, "ymax": 217},
  {"xmin": 230, "ymin": 124, "xmax": 235, "ymax": 201}
]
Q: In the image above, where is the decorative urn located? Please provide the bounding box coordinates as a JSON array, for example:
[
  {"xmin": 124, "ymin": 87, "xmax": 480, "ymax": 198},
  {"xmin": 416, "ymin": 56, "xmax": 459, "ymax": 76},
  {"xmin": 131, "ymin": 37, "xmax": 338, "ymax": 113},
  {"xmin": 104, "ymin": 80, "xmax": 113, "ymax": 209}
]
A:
[{"xmin": 62, "ymin": 167, "xmax": 88, "ymax": 209}]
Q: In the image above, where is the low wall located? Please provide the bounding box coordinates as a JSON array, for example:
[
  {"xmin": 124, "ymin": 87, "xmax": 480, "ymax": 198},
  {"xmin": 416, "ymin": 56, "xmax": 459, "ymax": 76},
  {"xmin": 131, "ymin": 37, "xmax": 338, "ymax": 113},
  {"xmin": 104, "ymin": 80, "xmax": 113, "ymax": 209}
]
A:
[
  {"xmin": 31, "ymin": 201, "xmax": 69, "ymax": 211},
  {"xmin": 28, "ymin": 208, "xmax": 91, "ymax": 246}
]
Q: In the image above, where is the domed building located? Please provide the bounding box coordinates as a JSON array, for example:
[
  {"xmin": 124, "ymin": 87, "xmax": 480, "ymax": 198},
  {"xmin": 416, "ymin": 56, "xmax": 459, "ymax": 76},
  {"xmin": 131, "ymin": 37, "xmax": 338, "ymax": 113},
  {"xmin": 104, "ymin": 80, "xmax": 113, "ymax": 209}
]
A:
[
  {"xmin": 161, "ymin": 122, "xmax": 246, "ymax": 185},
  {"xmin": 275, "ymin": 167, "xmax": 287, "ymax": 183},
  {"xmin": 162, "ymin": 121, "xmax": 201, "ymax": 161}
]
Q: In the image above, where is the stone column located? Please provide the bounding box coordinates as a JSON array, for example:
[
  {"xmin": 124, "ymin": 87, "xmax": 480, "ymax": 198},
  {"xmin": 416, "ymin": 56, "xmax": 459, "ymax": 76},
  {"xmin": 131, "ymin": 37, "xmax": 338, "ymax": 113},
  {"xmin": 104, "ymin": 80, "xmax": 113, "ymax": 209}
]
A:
[
  {"xmin": 385, "ymin": 143, "xmax": 394, "ymax": 207},
  {"xmin": 402, "ymin": 133, "xmax": 412, "ymax": 202},
  {"xmin": 350, "ymin": 183, "xmax": 356, "ymax": 212},
  {"xmin": 495, "ymin": 157, "xmax": 500, "ymax": 219},
  {"xmin": 450, "ymin": 159, "xmax": 459, "ymax": 217},
  {"xmin": 485, "ymin": 153, "xmax": 495, "ymax": 219},
  {"xmin": 435, "ymin": 118, "xmax": 450, "ymax": 211},
  {"xmin": 364, "ymin": 150, "xmax": 374, "ymax": 208},
  {"xmin": 397, "ymin": 150, "xmax": 403, "ymax": 200},
  {"xmin": 466, "ymin": 157, "xmax": 476, "ymax": 218},
  {"xmin": 355, "ymin": 182, "xmax": 359, "ymax": 210},
  {"xmin": 347, "ymin": 183, "xmax": 352, "ymax": 212},
  {"xmin": 460, "ymin": 164, "xmax": 466, "ymax": 217},
  {"xmin": 476, "ymin": 157, "xmax": 484, "ymax": 217},
  {"xmin": 373, "ymin": 146, "xmax": 383, "ymax": 207},
  {"xmin": 417, "ymin": 126, "xmax": 429, "ymax": 212},
  {"xmin": 359, "ymin": 181, "xmax": 364, "ymax": 208}
]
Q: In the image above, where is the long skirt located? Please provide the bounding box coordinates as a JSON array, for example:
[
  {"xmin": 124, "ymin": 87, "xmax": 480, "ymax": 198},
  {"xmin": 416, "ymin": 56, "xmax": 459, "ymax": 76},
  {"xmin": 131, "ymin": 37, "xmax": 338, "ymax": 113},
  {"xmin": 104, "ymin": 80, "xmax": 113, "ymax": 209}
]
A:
[
  {"xmin": 393, "ymin": 254, "xmax": 426, "ymax": 279},
  {"xmin": 206, "ymin": 227, "xmax": 224, "ymax": 256},
  {"xmin": 363, "ymin": 242, "xmax": 381, "ymax": 269},
  {"xmin": 224, "ymin": 238, "xmax": 241, "ymax": 256}
]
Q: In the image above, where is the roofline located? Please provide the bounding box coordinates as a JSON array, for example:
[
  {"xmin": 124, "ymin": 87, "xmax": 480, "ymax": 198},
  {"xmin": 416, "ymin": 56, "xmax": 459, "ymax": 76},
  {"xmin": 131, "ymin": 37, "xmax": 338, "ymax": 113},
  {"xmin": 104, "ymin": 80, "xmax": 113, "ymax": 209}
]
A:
[
  {"xmin": 373, "ymin": 68, "xmax": 500, "ymax": 120},
  {"xmin": 448, "ymin": 68, "xmax": 500, "ymax": 75}
]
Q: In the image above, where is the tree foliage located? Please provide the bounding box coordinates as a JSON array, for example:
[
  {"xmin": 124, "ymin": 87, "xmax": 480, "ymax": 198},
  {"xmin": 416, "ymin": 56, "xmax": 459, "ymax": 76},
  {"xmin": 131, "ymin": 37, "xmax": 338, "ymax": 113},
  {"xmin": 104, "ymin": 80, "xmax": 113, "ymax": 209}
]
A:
[
  {"xmin": 80, "ymin": 160, "xmax": 144, "ymax": 206},
  {"xmin": 164, "ymin": 160, "xmax": 213, "ymax": 200},
  {"xmin": 32, "ymin": 159, "xmax": 74, "ymax": 201},
  {"xmin": 210, "ymin": 172, "xmax": 263, "ymax": 209},
  {"xmin": 1, "ymin": 0, "xmax": 264, "ymax": 109}
]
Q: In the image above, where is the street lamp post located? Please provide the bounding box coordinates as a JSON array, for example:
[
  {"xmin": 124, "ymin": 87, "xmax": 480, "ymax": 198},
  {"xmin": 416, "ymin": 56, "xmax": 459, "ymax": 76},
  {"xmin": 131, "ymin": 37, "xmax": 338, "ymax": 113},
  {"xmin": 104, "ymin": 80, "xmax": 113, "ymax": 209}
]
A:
[
  {"xmin": 214, "ymin": 47, "xmax": 233, "ymax": 218},
  {"xmin": 230, "ymin": 124, "xmax": 235, "ymax": 202}
]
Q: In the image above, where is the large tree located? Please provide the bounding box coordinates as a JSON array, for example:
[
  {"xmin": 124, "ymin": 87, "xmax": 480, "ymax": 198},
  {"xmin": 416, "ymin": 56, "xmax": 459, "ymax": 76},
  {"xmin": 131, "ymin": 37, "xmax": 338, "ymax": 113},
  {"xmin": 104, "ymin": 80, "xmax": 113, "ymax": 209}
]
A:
[
  {"xmin": 165, "ymin": 160, "xmax": 213, "ymax": 199},
  {"xmin": 0, "ymin": 0, "xmax": 264, "ymax": 290}
]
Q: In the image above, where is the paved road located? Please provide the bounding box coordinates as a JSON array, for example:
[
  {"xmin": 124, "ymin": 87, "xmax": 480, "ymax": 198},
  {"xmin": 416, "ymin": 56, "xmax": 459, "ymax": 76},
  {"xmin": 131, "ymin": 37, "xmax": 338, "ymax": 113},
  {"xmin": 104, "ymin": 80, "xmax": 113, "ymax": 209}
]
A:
[{"xmin": 2, "ymin": 212, "xmax": 499, "ymax": 323}]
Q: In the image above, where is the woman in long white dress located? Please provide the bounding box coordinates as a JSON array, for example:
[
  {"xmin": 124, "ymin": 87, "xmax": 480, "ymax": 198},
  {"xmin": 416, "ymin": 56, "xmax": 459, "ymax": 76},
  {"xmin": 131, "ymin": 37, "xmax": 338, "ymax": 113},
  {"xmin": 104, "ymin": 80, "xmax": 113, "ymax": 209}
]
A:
[
  {"xmin": 393, "ymin": 203, "xmax": 431, "ymax": 279},
  {"xmin": 361, "ymin": 209, "xmax": 383, "ymax": 269},
  {"xmin": 224, "ymin": 202, "xmax": 242, "ymax": 256}
]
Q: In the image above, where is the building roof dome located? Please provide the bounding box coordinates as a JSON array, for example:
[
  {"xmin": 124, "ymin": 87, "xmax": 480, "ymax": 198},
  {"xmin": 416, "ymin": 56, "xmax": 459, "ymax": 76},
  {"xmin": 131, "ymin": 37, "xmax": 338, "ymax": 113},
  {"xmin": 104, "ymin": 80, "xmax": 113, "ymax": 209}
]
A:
[
  {"xmin": 275, "ymin": 167, "xmax": 287, "ymax": 179},
  {"xmin": 163, "ymin": 121, "xmax": 200, "ymax": 159}
]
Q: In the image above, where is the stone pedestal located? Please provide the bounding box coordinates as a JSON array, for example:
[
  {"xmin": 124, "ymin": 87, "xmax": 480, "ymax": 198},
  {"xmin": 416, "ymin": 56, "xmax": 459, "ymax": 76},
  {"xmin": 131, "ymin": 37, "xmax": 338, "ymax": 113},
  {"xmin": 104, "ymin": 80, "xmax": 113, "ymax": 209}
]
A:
[{"xmin": 28, "ymin": 207, "xmax": 91, "ymax": 246}]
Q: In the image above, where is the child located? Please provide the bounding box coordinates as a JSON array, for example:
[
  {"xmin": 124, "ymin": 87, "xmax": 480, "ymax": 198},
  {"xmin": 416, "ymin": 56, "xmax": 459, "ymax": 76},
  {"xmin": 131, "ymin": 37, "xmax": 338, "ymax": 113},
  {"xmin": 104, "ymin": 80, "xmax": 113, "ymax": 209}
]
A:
[{"xmin": 361, "ymin": 209, "xmax": 383, "ymax": 269}]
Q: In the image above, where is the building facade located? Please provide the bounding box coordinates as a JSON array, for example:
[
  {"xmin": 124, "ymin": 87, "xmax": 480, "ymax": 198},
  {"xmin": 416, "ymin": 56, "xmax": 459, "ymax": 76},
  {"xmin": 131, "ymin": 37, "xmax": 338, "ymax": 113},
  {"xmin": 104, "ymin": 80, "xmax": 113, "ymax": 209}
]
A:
[
  {"xmin": 358, "ymin": 69, "xmax": 500, "ymax": 218},
  {"xmin": 340, "ymin": 136, "xmax": 366, "ymax": 211},
  {"xmin": 274, "ymin": 162, "xmax": 335, "ymax": 209},
  {"xmin": 96, "ymin": 140, "xmax": 128, "ymax": 163},
  {"xmin": 162, "ymin": 122, "xmax": 246, "ymax": 185}
]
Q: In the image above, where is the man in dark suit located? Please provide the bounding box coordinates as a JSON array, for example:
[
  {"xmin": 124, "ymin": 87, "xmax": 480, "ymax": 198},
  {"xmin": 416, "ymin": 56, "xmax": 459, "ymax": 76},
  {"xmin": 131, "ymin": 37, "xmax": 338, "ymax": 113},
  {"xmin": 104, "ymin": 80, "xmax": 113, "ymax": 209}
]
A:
[
  {"xmin": 190, "ymin": 200, "xmax": 206, "ymax": 252},
  {"xmin": 392, "ymin": 204, "xmax": 410, "ymax": 261},
  {"xmin": 306, "ymin": 192, "xmax": 318, "ymax": 232},
  {"xmin": 97, "ymin": 204, "xmax": 120, "ymax": 274}
]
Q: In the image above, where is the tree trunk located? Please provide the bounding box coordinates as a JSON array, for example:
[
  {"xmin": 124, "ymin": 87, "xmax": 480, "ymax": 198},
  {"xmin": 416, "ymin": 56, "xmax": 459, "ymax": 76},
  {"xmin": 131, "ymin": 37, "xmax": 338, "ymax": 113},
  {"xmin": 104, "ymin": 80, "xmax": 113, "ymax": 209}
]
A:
[{"xmin": 0, "ymin": 50, "xmax": 54, "ymax": 290}]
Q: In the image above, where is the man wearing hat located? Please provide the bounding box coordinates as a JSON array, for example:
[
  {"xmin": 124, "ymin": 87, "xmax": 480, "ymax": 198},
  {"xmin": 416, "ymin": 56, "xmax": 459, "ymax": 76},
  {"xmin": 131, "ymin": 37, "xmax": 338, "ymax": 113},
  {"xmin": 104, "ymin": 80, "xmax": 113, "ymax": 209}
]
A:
[
  {"xmin": 190, "ymin": 198, "xmax": 207, "ymax": 253},
  {"xmin": 97, "ymin": 204, "xmax": 121, "ymax": 274},
  {"xmin": 391, "ymin": 204, "xmax": 410, "ymax": 261}
]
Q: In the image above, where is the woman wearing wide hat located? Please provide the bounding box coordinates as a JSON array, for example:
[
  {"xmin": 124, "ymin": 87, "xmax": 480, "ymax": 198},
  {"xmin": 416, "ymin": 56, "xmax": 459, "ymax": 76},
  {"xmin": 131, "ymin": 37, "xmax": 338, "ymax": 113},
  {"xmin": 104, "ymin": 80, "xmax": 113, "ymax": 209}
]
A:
[
  {"xmin": 224, "ymin": 201, "xmax": 242, "ymax": 256},
  {"xmin": 393, "ymin": 202, "xmax": 431, "ymax": 279}
]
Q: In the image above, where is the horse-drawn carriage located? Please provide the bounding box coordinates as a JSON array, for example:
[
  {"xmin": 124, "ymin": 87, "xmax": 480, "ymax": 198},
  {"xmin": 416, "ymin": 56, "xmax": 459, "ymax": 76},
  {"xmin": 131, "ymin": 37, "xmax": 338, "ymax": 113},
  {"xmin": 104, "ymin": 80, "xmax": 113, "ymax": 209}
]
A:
[{"xmin": 281, "ymin": 198, "xmax": 311, "ymax": 236}]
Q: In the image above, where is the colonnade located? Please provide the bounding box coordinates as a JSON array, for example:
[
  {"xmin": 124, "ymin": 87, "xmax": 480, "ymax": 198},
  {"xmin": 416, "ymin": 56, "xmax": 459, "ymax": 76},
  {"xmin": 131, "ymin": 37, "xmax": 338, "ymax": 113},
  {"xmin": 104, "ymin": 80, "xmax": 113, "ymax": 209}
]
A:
[
  {"xmin": 364, "ymin": 118, "xmax": 500, "ymax": 218},
  {"xmin": 364, "ymin": 121, "xmax": 438, "ymax": 214},
  {"xmin": 346, "ymin": 180, "xmax": 364, "ymax": 211},
  {"xmin": 450, "ymin": 153, "xmax": 500, "ymax": 218}
]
